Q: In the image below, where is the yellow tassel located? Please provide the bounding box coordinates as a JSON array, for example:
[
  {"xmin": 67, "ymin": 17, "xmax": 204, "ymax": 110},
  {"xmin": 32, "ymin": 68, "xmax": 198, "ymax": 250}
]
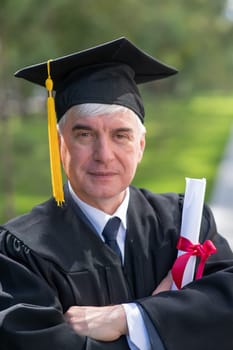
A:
[{"xmin": 45, "ymin": 60, "xmax": 64, "ymax": 206}]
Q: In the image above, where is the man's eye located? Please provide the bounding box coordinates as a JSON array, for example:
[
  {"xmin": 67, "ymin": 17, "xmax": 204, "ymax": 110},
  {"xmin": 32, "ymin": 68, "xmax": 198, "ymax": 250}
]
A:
[
  {"xmin": 80, "ymin": 132, "xmax": 91, "ymax": 137},
  {"xmin": 114, "ymin": 132, "xmax": 131, "ymax": 143},
  {"xmin": 74, "ymin": 130, "xmax": 95, "ymax": 143},
  {"xmin": 117, "ymin": 131, "xmax": 130, "ymax": 138},
  {"xmin": 116, "ymin": 133, "xmax": 126, "ymax": 138},
  {"xmin": 76, "ymin": 130, "xmax": 93, "ymax": 137}
]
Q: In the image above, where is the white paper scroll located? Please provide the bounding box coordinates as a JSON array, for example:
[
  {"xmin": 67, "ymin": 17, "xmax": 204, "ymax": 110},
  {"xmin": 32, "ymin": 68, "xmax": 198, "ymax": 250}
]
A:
[{"xmin": 172, "ymin": 177, "xmax": 206, "ymax": 290}]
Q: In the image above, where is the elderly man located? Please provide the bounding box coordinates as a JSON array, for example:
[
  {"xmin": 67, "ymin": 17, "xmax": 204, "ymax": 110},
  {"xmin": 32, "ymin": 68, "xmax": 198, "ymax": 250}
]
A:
[{"xmin": 0, "ymin": 38, "xmax": 232, "ymax": 350}]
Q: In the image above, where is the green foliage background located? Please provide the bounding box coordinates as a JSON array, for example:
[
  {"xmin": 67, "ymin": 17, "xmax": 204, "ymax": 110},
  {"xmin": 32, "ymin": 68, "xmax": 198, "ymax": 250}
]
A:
[{"xmin": 1, "ymin": 0, "xmax": 233, "ymax": 222}]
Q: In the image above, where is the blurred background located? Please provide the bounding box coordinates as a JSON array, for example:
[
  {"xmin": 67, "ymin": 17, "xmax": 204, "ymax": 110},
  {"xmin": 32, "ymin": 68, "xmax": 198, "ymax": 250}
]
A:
[{"xmin": 0, "ymin": 0, "xmax": 233, "ymax": 247}]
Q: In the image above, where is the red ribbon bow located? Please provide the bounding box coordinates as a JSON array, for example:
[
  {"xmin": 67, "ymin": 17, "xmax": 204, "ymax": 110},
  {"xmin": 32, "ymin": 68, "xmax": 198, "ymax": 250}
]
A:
[{"xmin": 172, "ymin": 236, "xmax": 217, "ymax": 289}]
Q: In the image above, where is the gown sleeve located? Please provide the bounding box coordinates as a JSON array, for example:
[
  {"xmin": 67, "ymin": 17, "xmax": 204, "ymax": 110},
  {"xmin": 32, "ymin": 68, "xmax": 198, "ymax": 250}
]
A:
[
  {"xmin": 137, "ymin": 204, "xmax": 233, "ymax": 350},
  {"xmin": 0, "ymin": 231, "xmax": 129, "ymax": 350}
]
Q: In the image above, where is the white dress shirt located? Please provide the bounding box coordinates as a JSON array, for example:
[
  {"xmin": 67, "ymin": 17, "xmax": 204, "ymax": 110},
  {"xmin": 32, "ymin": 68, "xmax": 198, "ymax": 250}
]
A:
[{"xmin": 68, "ymin": 183, "xmax": 150, "ymax": 350}]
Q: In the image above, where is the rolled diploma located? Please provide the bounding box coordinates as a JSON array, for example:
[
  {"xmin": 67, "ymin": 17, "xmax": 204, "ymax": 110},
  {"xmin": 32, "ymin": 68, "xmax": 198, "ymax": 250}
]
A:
[{"xmin": 172, "ymin": 177, "xmax": 206, "ymax": 289}]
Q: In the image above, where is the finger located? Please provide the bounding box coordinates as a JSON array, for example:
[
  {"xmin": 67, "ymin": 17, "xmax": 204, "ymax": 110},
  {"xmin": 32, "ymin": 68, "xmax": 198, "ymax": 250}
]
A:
[{"xmin": 64, "ymin": 306, "xmax": 81, "ymax": 325}]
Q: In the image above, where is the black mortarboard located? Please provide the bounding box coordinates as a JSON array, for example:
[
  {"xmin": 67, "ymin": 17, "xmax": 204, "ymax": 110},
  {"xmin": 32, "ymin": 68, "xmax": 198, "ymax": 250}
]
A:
[
  {"xmin": 14, "ymin": 37, "xmax": 178, "ymax": 206},
  {"xmin": 15, "ymin": 37, "xmax": 177, "ymax": 122}
]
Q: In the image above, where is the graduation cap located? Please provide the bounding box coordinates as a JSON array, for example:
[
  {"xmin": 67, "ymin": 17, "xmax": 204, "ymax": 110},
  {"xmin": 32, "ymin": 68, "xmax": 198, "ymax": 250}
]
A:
[{"xmin": 15, "ymin": 37, "xmax": 178, "ymax": 206}]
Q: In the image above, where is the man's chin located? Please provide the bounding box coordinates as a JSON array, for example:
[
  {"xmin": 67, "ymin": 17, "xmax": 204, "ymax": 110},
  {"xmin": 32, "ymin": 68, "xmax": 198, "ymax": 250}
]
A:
[{"xmin": 86, "ymin": 187, "xmax": 126, "ymax": 202}]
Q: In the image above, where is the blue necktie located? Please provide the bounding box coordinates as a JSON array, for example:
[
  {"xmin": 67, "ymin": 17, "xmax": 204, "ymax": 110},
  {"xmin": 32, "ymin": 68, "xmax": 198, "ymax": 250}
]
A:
[{"xmin": 102, "ymin": 217, "xmax": 122, "ymax": 262}]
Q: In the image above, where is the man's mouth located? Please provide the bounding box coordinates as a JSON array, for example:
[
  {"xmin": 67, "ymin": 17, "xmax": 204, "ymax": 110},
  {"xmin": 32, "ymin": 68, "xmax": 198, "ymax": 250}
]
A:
[{"xmin": 88, "ymin": 171, "xmax": 117, "ymax": 177}]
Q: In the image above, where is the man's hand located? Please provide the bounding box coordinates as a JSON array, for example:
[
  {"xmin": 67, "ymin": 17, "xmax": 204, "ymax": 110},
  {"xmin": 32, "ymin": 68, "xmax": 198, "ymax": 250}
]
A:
[
  {"xmin": 152, "ymin": 271, "xmax": 173, "ymax": 295},
  {"xmin": 64, "ymin": 272, "xmax": 172, "ymax": 341},
  {"xmin": 64, "ymin": 304, "xmax": 128, "ymax": 341}
]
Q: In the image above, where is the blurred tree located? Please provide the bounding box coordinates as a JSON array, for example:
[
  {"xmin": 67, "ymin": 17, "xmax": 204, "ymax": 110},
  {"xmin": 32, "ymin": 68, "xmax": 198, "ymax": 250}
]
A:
[{"xmin": 1, "ymin": 0, "xmax": 233, "ymax": 96}]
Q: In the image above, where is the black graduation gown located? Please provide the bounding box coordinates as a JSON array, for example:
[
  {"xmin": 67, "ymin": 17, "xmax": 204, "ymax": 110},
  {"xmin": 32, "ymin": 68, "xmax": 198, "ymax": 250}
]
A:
[{"xmin": 0, "ymin": 185, "xmax": 232, "ymax": 350}]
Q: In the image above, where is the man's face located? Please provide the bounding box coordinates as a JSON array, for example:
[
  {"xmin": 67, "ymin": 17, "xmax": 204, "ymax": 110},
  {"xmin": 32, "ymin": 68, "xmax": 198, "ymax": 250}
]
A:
[{"xmin": 59, "ymin": 106, "xmax": 145, "ymax": 213}]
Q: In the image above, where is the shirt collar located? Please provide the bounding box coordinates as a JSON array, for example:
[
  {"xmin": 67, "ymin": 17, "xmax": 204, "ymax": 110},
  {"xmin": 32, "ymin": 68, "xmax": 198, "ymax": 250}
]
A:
[{"xmin": 68, "ymin": 182, "xmax": 129, "ymax": 235}]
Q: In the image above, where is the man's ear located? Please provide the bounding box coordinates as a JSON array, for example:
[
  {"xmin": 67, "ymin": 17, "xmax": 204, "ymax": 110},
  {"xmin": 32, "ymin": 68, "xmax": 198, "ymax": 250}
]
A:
[
  {"xmin": 57, "ymin": 127, "xmax": 62, "ymax": 149},
  {"xmin": 138, "ymin": 135, "xmax": 146, "ymax": 163}
]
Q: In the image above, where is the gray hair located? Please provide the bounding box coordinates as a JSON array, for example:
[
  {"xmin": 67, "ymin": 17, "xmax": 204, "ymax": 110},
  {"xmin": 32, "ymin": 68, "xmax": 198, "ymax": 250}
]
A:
[{"xmin": 58, "ymin": 103, "xmax": 146, "ymax": 136}]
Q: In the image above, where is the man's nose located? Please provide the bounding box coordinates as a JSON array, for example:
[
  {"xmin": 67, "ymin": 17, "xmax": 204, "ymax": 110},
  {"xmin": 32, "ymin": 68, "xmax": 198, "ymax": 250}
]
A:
[{"xmin": 93, "ymin": 136, "xmax": 114, "ymax": 163}]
